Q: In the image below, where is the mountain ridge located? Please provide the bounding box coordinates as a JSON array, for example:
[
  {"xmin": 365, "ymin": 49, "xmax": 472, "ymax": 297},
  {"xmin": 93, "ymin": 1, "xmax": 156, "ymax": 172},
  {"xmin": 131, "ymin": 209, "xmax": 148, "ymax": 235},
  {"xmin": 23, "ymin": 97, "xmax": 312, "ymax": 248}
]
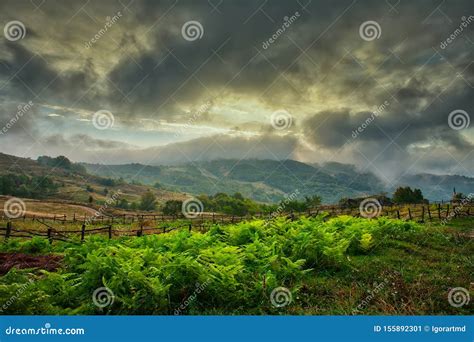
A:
[{"xmin": 82, "ymin": 158, "xmax": 474, "ymax": 203}]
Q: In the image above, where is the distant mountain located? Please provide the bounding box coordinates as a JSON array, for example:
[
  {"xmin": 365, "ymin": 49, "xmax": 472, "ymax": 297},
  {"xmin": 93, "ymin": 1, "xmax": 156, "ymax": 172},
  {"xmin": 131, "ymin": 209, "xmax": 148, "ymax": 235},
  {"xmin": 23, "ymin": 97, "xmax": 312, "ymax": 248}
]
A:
[
  {"xmin": 2, "ymin": 151, "xmax": 471, "ymax": 204},
  {"xmin": 82, "ymin": 159, "xmax": 474, "ymax": 204},
  {"xmin": 82, "ymin": 159, "xmax": 386, "ymax": 204},
  {"xmin": 397, "ymin": 173, "xmax": 474, "ymax": 201}
]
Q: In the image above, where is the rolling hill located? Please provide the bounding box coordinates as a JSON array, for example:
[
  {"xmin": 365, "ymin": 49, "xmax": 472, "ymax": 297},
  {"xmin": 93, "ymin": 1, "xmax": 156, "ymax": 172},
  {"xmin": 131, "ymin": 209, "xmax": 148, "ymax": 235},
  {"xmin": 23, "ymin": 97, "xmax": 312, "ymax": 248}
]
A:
[
  {"xmin": 0, "ymin": 152, "xmax": 185, "ymax": 206},
  {"xmin": 82, "ymin": 159, "xmax": 383, "ymax": 203},
  {"xmin": 82, "ymin": 159, "xmax": 474, "ymax": 204}
]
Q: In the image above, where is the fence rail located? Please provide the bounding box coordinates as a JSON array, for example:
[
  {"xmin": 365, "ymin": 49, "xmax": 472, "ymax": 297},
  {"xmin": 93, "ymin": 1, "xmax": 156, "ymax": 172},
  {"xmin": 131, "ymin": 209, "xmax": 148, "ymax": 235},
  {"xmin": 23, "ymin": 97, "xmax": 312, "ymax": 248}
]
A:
[
  {"xmin": 1, "ymin": 203, "xmax": 473, "ymax": 244},
  {"xmin": 3, "ymin": 202, "xmax": 473, "ymax": 224}
]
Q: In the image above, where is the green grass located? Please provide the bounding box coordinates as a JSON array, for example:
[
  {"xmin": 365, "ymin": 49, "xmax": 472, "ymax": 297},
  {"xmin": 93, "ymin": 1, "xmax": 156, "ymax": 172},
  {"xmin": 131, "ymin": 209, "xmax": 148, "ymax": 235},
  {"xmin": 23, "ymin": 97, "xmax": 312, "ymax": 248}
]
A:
[{"xmin": 0, "ymin": 216, "xmax": 472, "ymax": 315}]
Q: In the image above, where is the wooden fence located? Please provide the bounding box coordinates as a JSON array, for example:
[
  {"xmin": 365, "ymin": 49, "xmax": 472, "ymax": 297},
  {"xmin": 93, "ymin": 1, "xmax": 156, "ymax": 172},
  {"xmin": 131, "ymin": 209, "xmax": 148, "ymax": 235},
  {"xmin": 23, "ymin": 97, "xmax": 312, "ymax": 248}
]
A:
[
  {"xmin": 1, "ymin": 203, "xmax": 473, "ymax": 244},
  {"xmin": 3, "ymin": 202, "xmax": 473, "ymax": 225}
]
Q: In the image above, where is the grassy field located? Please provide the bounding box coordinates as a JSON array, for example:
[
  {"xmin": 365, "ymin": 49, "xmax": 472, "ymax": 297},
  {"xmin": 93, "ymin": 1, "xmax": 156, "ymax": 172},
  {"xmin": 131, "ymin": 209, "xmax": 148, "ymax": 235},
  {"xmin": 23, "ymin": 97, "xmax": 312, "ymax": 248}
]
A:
[{"xmin": 0, "ymin": 215, "xmax": 472, "ymax": 315}]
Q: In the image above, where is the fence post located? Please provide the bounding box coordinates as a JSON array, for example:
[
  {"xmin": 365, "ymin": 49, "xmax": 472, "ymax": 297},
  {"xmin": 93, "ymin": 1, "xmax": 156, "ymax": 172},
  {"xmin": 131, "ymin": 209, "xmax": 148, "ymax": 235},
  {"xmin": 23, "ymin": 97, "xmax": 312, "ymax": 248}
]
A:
[
  {"xmin": 408, "ymin": 208, "xmax": 412, "ymax": 220},
  {"xmin": 446, "ymin": 204, "xmax": 450, "ymax": 219},
  {"xmin": 396, "ymin": 209, "xmax": 400, "ymax": 220},
  {"xmin": 437, "ymin": 204, "xmax": 441, "ymax": 220},
  {"xmin": 81, "ymin": 224, "xmax": 86, "ymax": 242},
  {"xmin": 108, "ymin": 225, "xmax": 112, "ymax": 239},
  {"xmin": 5, "ymin": 221, "xmax": 12, "ymax": 241},
  {"xmin": 47, "ymin": 228, "xmax": 53, "ymax": 244},
  {"xmin": 162, "ymin": 226, "xmax": 166, "ymax": 234},
  {"xmin": 189, "ymin": 224, "xmax": 192, "ymax": 233},
  {"xmin": 427, "ymin": 206, "xmax": 432, "ymax": 221},
  {"xmin": 420, "ymin": 206, "xmax": 425, "ymax": 223}
]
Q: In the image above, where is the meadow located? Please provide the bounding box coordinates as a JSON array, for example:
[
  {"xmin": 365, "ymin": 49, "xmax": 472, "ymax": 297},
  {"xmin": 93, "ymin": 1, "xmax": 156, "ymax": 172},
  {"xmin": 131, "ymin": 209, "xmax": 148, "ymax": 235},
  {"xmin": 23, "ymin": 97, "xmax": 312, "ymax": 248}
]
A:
[{"xmin": 0, "ymin": 214, "xmax": 472, "ymax": 315}]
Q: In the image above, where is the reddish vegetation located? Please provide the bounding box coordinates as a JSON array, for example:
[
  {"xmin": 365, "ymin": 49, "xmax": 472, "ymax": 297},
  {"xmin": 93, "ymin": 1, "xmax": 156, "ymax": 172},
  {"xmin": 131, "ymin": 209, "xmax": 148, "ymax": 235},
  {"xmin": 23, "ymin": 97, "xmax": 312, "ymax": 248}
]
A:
[{"xmin": 0, "ymin": 253, "xmax": 62, "ymax": 275}]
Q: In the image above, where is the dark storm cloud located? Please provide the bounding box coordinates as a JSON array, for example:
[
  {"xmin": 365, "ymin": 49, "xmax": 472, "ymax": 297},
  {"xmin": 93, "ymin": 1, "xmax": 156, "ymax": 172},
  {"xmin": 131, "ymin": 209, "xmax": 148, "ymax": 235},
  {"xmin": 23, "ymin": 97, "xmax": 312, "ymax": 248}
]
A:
[
  {"xmin": 0, "ymin": 0, "xmax": 472, "ymax": 176},
  {"xmin": 0, "ymin": 42, "xmax": 101, "ymax": 110},
  {"xmin": 105, "ymin": 0, "xmax": 308, "ymax": 117},
  {"xmin": 303, "ymin": 82, "xmax": 474, "ymax": 161}
]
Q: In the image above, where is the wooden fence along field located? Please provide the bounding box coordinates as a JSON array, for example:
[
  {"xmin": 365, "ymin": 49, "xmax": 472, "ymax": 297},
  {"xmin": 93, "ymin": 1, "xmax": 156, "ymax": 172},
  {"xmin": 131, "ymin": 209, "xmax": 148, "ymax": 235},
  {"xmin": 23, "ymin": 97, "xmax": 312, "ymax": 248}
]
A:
[{"xmin": 1, "ymin": 203, "xmax": 473, "ymax": 244}]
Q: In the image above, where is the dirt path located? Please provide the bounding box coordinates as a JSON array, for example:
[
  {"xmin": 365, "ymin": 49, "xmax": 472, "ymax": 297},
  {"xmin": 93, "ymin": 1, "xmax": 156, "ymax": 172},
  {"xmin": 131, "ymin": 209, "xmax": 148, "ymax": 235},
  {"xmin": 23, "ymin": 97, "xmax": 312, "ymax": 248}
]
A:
[{"xmin": 0, "ymin": 253, "xmax": 63, "ymax": 275}]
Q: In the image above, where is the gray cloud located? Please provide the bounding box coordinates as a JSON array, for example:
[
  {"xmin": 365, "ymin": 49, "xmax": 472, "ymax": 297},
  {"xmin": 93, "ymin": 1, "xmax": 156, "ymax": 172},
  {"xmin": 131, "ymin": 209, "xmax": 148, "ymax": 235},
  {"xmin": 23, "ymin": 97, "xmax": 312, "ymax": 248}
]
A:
[{"xmin": 0, "ymin": 0, "xmax": 472, "ymax": 178}]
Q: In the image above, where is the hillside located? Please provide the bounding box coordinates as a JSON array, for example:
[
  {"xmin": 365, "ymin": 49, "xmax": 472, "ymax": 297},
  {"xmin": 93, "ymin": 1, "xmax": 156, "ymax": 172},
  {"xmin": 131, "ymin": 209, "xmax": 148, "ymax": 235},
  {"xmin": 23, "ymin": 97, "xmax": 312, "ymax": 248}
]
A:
[
  {"xmin": 0, "ymin": 153, "xmax": 184, "ymax": 206},
  {"xmin": 82, "ymin": 159, "xmax": 385, "ymax": 203},
  {"xmin": 83, "ymin": 159, "xmax": 474, "ymax": 203}
]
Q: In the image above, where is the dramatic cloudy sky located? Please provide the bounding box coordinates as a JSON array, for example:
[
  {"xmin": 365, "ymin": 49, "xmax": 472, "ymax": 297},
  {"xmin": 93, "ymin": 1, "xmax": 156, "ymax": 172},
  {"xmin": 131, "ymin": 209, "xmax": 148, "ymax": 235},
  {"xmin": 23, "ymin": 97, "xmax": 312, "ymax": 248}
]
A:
[{"xmin": 0, "ymin": 0, "xmax": 473, "ymax": 182}]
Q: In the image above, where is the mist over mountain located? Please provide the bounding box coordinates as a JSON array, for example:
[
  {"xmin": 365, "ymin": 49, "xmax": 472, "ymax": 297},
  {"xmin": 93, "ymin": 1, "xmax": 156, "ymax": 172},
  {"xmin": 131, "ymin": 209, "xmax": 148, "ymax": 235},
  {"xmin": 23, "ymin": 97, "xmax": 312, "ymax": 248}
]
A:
[{"xmin": 82, "ymin": 159, "xmax": 474, "ymax": 204}]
